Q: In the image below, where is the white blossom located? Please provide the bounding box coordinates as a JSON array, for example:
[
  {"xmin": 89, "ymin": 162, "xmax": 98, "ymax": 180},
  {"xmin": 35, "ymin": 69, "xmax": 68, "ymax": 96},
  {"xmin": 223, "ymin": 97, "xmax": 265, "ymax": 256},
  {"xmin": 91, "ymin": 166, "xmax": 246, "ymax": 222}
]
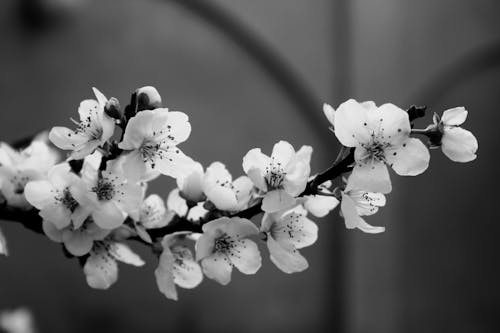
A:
[
  {"xmin": 334, "ymin": 99, "xmax": 430, "ymax": 194},
  {"xmin": 261, "ymin": 206, "xmax": 318, "ymax": 273},
  {"xmin": 83, "ymin": 240, "xmax": 145, "ymax": 289},
  {"xmin": 202, "ymin": 162, "xmax": 254, "ymax": 211},
  {"xmin": 73, "ymin": 156, "xmax": 142, "ymax": 229},
  {"xmin": 25, "ymin": 163, "xmax": 90, "ymax": 230},
  {"xmin": 243, "ymin": 140, "xmax": 312, "ymax": 213},
  {"xmin": 0, "ymin": 140, "xmax": 58, "ymax": 209},
  {"xmin": 340, "ymin": 177, "xmax": 386, "ymax": 233},
  {"xmin": 133, "ymin": 194, "xmax": 173, "ymax": 243},
  {"xmin": 49, "ymin": 88, "xmax": 115, "ymax": 160},
  {"xmin": 155, "ymin": 233, "xmax": 203, "ymax": 300},
  {"xmin": 433, "ymin": 107, "xmax": 478, "ymax": 162},
  {"xmin": 42, "ymin": 217, "xmax": 109, "ymax": 256},
  {"xmin": 118, "ymin": 109, "xmax": 193, "ymax": 180},
  {"xmin": 196, "ymin": 217, "xmax": 261, "ymax": 285}
]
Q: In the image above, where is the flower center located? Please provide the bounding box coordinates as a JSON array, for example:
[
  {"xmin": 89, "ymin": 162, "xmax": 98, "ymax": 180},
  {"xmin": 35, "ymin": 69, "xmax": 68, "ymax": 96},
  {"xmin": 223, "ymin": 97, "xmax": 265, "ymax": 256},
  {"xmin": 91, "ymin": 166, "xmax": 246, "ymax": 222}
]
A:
[
  {"xmin": 214, "ymin": 234, "xmax": 236, "ymax": 254},
  {"xmin": 265, "ymin": 157, "xmax": 286, "ymax": 189},
  {"xmin": 92, "ymin": 178, "xmax": 115, "ymax": 201},
  {"xmin": 58, "ymin": 187, "xmax": 79, "ymax": 212}
]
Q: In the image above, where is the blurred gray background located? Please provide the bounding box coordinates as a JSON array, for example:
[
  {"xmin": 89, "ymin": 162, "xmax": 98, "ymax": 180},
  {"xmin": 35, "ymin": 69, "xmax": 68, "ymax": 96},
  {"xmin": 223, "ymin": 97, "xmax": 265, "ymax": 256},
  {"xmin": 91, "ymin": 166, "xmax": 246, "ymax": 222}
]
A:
[{"xmin": 0, "ymin": 0, "xmax": 499, "ymax": 332}]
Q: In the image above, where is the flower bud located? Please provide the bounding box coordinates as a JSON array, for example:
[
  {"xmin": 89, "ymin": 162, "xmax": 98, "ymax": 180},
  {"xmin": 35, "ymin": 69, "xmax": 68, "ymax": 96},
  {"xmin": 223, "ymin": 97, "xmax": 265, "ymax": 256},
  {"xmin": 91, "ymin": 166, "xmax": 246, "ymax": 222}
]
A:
[
  {"xmin": 104, "ymin": 97, "xmax": 122, "ymax": 120},
  {"xmin": 135, "ymin": 86, "xmax": 162, "ymax": 111}
]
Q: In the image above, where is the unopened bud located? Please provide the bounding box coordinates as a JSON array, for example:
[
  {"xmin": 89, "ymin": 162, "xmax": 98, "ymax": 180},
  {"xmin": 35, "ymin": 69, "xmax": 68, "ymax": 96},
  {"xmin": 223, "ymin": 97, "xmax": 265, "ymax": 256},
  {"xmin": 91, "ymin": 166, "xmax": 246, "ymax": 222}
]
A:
[
  {"xmin": 135, "ymin": 86, "xmax": 162, "ymax": 111},
  {"xmin": 104, "ymin": 97, "xmax": 121, "ymax": 119}
]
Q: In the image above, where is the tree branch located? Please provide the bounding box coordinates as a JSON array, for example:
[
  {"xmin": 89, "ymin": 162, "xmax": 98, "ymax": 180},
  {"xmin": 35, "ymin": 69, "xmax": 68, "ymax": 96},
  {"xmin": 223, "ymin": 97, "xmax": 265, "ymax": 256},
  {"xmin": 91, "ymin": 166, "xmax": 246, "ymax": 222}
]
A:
[{"xmin": 0, "ymin": 105, "xmax": 427, "ymax": 249}]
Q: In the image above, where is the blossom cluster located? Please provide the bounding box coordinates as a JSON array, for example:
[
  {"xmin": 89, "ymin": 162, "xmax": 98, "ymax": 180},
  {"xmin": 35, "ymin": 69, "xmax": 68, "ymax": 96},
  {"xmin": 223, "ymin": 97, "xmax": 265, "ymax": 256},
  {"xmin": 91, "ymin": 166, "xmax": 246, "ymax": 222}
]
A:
[{"xmin": 0, "ymin": 86, "xmax": 478, "ymax": 300}]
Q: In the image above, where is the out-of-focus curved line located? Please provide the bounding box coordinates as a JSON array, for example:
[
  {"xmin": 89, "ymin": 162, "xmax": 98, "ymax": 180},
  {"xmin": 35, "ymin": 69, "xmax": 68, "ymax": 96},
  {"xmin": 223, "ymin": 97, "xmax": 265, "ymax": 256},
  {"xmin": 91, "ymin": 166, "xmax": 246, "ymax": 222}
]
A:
[
  {"xmin": 410, "ymin": 42, "xmax": 500, "ymax": 106},
  {"xmin": 166, "ymin": 0, "xmax": 332, "ymax": 146}
]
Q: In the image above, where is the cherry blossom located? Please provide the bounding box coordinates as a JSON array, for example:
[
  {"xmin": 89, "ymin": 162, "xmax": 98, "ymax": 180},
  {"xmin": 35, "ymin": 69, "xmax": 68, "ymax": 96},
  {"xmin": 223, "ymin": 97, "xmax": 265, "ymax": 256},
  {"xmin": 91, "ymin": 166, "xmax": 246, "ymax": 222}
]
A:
[
  {"xmin": 133, "ymin": 194, "xmax": 173, "ymax": 243},
  {"xmin": 334, "ymin": 99, "xmax": 430, "ymax": 194},
  {"xmin": 155, "ymin": 233, "xmax": 203, "ymax": 300},
  {"xmin": 340, "ymin": 177, "xmax": 386, "ymax": 233},
  {"xmin": 24, "ymin": 163, "xmax": 91, "ymax": 230},
  {"xmin": 243, "ymin": 140, "xmax": 312, "ymax": 213},
  {"xmin": 195, "ymin": 217, "xmax": 261, "ymax": 285},
  {"xmin": 83, "ymin": 240, "xmax": 145, "ymax": 289},
  {"xmin": 261, "ymin": 206, "xmax": 318, "ymax": 273},
  {"xmin": 118, "ymin": 109, "xmax": 193, "ymax": 180},
  {"xmin": 0, "ymin": 227, "xmax": 7, "ymax": 256},
  {"xmin": 49, "ymin": 88, "xmax": 115, "ymax": 160},
  {"xmin": 0, "ymin": 140, "xmax": 59, "ymax": 209},
  {"xmin": 42, "ymin": 217, "xmax": 110, "ymax": 256},
  {"xmin": 301, "ymin": 180, "xmax": 340, "ymax": 218},
  {"xmin": 202, "ymin": 162, "xmax": 254, "ymax": 211},
  {"xmin": 432, "ymin": 107, "xmax": 478, "ymax": 162},
  {"xmin": 73, "ymin": 156, "xmax": 143, "ymax": 229}
]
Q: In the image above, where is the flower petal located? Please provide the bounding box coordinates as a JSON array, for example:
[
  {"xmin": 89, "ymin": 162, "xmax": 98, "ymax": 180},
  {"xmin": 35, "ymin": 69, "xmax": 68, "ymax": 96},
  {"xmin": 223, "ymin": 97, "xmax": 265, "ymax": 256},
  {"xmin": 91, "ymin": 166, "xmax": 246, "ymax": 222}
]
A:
[
  {"xmin": 348, "ymin": 190, "xmax": 386, "ymax": 216},
  {"xmin": 242, "ymin": 148, "xmax": 270, "ymax": 174},
  {"xmin": 92, "ymin": 201, "xmax": 126, "ymax": 229},
  {"xmin": 271, "ymin": 210, "xmax": 318, "ymax": 249},
  {"xmin": 195, "ymin": 231, "xmax": 216, "ymax": 261},
  {"xmin": 442, "ymin": 127, "xmax": 478, "ymax": 162},
  {"xmin": 109, "ymin": 242, "xmax": 145, "ymax": 266},
  {"xmin": 271, "ymin": 141, "xmax": 295, "ymax": 166},
  {"xmin": 202, "ymin": 162, "xmax": 237, "ymax": 210},
  {"xmin": 39, "ymin": 203, "xmax": 71, "ymax": 229},
  {"xmin": 346, "ymin": 157, "xmax": 392, "ymax": 194},
  {"xmin": 121, "ymin": 150, "xmax": 147, "ymax": 182},
  {"xmin": 84, "ymin": 248, "xmax": 118, "ymax": 289},
  {"xmin": 171, "ymin": 245, "xmax": 203, "ymax": 289},
  {"xmin": 62, "ymin": 230, "xmax": 94, "ymax": 256},
  {"xmin": 228, "ymin": 238, "xmax": 261, "ymax": 275},
  {"xmin": 232, "ymin": 176, "xmax": 254, "ymax": 209},
  {"xmin": 219, "ymin": 217, "xmax": 259, "ymax": 239},
  {"xmin": 92, "ymin": 87, "xmax": 108, "ymax": 106},
  {"xmin": 262, "ymin": 189, "xmax": 296, "ymax": 213},
  {"xmin": 442, "ymin": 107, "xmax": 467, "ymax": 126},
  {"xmin": 303, "ymin": 195, "xmax": 340, "ymax": 218},
  {"xmin": 370, "ymin": 103, "xmax": 410, "ymax": 144},
  {"xmin": 42, "ymin": 220, "xmax": 63, "ymax": 242},
  {"xmin": 205, "ymin": 186, "xmax": 237, "ymax": 211},
  {"xmin": 386, "ymin": 138, "xmax": 430, "ymax": 176},
  {"xmin": 140, "ymin": 194, "xmax": 168, "ymax": 229},
  {"xmin": 267, "ymin": 236, "xmax": 308, "ymax": 274},
  {"xmin": 334, "ymin": 99, "xmax": 371, "ymax": 147},
  {"xmin": 162, "ymin": 111, "xmax": 192, "ymax": 145},
  {"xmin": 49, "ymin": 127, "xmax": 89, "ymax": 150},
  {"xmin": 340, "ymin": 193, "xmax": 385, "ymax": 233},
  {"xmin": 201, "ymin": 252, "xmax": 233, "ymax": 285},
  {"xmin": 177, "ymin": 161, "xmax": 204, "ymax": 202},
  {"xmin": 283, "ymin": 160, "xmax": 310, "ymax": 197},
  {"xmin": 167, "ymin": 189, "xmax": 188, "ymax": 217},
  {"xmin": 155, "ymin": 246, "xmax": 178, "ymax": 300},
  {"xmin": 246, "ymin": 168, "xmax": 268, "ymax": 192},
  {"xmin": 323, "ymin": 103, "xmax": 335, "ymax": 127},
  {"xmin": 24, "ymin": 180, "xmax": 56, "ymax": 210},
  {"xmin": 154, "ymin": 148, "xmax": 196, "ymax": 179}
]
